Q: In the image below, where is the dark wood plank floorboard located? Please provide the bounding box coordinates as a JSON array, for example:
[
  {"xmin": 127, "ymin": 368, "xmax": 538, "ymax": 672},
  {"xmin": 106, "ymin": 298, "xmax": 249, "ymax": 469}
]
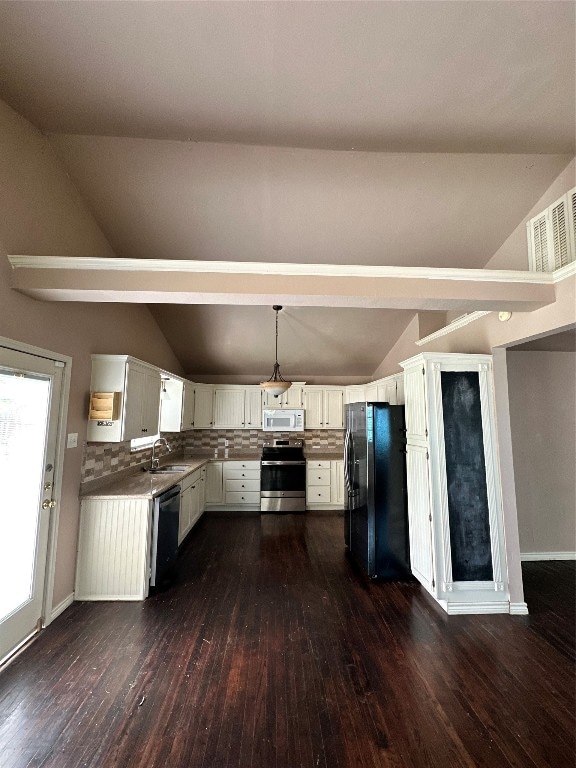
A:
[{"xmin": 0, "ymin": 515, "xmax": 574, "ymax": 768}]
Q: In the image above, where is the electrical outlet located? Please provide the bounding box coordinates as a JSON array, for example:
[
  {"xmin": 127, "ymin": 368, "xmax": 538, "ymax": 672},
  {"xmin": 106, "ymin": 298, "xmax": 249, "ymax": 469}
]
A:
[{"xmin": 67, "ymin": 432, "xmax": 78, "ymax": 449}]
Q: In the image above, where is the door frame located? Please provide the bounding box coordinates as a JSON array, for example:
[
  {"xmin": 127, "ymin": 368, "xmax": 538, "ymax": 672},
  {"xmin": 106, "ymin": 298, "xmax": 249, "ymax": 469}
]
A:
[{"xmin": 0, "ymin": 335, "xmax": 71, "ymax": 629}]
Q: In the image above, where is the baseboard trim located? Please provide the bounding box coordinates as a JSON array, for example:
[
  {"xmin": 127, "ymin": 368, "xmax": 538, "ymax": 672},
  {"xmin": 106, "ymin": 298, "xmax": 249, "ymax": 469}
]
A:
[
  {"xmin": 444, "ymin": 601, "xmax": 511, "ymax": 615},
  {"xmin": 48, "ymin": 593, "xmax": 75, "ymax": 624},
  {"xmin": 509, "ymin": 602, "xmax": 529, "ymax": 615},
  {"xmin": 520, "ymin": 551, "xmax": 576, "ymax": 561}
]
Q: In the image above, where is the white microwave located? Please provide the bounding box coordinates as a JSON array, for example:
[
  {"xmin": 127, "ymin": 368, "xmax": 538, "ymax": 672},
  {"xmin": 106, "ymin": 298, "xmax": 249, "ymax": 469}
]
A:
[{"xmin": 262, "ymin": 408, "xmax": 304, "ymax": 432}]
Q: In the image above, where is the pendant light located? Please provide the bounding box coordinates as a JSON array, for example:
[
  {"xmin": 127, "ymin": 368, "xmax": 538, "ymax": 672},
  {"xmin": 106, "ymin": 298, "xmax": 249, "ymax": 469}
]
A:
[{"xmin": 260, "ymin": 305, "xmax": 292, "ymax": 398}]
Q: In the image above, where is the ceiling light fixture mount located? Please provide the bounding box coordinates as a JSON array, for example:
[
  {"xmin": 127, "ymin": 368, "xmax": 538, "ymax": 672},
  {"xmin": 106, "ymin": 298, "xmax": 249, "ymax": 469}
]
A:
[{"xmin": 260, "ymin": 305, "xmax": 292, "ymax": 398}]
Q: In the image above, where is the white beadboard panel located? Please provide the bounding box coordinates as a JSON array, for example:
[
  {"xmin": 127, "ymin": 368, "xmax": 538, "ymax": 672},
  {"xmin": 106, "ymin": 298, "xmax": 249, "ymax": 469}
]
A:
[
  {"xmin": 520, "ymin": 551, "xmax": 576, "ymax": 561},
  {"xmin": 75, "ymin": 498, "xmax": 151, "ymax": 600},
  {"xmin": 404, "ymin": 366, "xmax": 428, "ymax": 442}
]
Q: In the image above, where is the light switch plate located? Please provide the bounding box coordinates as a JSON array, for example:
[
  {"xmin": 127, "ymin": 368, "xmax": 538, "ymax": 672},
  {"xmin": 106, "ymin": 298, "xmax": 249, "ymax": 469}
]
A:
[{"xmin": 67, "ymin": 432, "xmax": 78, "ymax": 448}]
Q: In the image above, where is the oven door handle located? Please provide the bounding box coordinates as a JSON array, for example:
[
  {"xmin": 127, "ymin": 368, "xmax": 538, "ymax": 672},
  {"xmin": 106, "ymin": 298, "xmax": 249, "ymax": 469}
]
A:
[{"xmin": 261, "ymin": 460, "xmax": 306, "ymax": 466}]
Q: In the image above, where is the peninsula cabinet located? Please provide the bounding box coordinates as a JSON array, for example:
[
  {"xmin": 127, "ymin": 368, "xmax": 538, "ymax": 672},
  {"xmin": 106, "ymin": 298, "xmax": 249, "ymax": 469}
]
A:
[
  {"xmin": 76, "ymin": 497, "xmax": 153, "ymax": 600},
  {"xmin": 87, "ymin": 355, "xmax": 161, "ymax": 443},
  {"xmin": 400, "ymin": 353, "xmax": 509, "ymax": 615}
]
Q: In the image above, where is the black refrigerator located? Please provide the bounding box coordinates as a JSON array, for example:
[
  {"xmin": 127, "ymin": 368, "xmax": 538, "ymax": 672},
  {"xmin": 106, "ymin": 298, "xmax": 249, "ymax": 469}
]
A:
[{"xmin": 344, "ymin": 402, "xmax": 411, "ymax": 580}]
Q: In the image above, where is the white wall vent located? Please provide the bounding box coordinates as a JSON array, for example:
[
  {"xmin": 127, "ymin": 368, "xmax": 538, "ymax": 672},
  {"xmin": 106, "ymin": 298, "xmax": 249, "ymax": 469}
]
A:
[{"xmin": 527, "ymin": 188, "xmax": 576, "ymax": 272}]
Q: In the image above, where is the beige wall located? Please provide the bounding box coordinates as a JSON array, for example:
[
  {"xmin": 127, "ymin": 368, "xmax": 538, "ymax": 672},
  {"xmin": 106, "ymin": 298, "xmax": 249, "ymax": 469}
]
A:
[
  {"xmin": 486, "ymin": 159, "xmax": 575, "ymax": 271},
  {"xmin": 0, "ymin": 100, "xmax": 183, "ymax": 607},
  {"xmin": 507, "ymin": 351, "xmax": 576, "ymax": 555}
]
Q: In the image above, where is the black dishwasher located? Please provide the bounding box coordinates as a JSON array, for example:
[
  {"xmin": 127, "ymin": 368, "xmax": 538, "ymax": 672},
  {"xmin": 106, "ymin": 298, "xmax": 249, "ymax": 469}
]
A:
[{"xmin": 150, "ymin": 485, "xmax": 181, "ymax": 591}]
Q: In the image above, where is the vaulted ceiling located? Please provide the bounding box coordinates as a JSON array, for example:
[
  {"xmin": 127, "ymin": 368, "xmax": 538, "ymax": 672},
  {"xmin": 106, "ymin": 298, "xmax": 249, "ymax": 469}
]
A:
[{"xmin": 0, "ymin": 1, "xmax": 573, "ymax": 380}]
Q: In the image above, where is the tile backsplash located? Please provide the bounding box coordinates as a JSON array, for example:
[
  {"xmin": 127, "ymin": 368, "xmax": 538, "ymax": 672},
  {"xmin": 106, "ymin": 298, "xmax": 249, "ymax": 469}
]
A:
[
  {"xmin": 184, "ymin": 429, "xmax": 344, "ymax": 455},
  {"xmin": 81, "ymin": 429, "xmax": 344, "ymax": 483}
]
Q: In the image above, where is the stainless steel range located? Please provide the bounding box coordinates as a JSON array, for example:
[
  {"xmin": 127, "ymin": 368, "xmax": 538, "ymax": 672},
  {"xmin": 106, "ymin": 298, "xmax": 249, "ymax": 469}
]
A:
[{"xmin": 260, "ymin": 438, "xmax": 306, "ymax": 513}]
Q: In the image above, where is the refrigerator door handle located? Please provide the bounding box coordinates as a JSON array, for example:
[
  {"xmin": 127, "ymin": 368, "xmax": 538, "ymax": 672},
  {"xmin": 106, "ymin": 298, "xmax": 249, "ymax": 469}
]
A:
[{"xmin": 344, "ymin": 429, "xmax": 351, "ymax": 493}]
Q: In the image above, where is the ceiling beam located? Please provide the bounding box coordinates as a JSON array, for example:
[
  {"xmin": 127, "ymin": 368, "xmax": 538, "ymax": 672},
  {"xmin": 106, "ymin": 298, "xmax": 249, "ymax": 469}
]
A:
[{"xmin": 8, "ymin": 255, "xmax": 563, "ymax": 311}]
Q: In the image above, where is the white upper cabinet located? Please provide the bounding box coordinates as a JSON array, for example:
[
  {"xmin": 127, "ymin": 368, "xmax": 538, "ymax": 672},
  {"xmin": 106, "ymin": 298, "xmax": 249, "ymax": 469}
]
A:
[
  {"xmin": 403, "ymin": 364, "xmax": 427, "ymax": 443},
  {"xmin": 87, "ymin": 355, "xmax": 160, "ymax": 442},
  {"xmin": 303, "ymin": 388, "xmax": 323, "ymax": 429},
  {"xmin": 193, "ymin": 384, "xmax": 214, "ymax": 429},
  {"xmin": 244, "ymin": 388, "xmax": 263, "ymax": 429},
  {"xmin": 123, "ymin": 361, "xmax": 161, "ymax": 440},
  {"xmin": 213, "ymin": 386, "xmax": 263, "ymax": 429},
  {"xmin": 364, "ymin": 383, "xmax": 378, "ymax": 402},
  {"xmin": 159, "ymin": 377, "xmax": 195, "ymax": 433},
  {"xmin": 181, "ymin": 381, "xmax": 196, "ymax": 431},
  {"xmin": 263, "ymin": 385, "xmax": 304, "ymax": 408},
  {"xmin": 345, "ymin": 386, "xmax": 365, "ymax": 404},
  {"xmin": 213, "ymin": 387, "xmax": 245, "ymax": 428},
  {"xmin": 304, "ymin": 387, "xmax": 344, "ymax": 429}
]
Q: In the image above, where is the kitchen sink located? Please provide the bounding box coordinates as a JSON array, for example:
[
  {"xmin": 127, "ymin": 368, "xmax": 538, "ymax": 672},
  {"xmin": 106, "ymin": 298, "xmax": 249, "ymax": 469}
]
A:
[{"xmin": 144, "ymin": 464, "xmax": 191, "ymax": 474}]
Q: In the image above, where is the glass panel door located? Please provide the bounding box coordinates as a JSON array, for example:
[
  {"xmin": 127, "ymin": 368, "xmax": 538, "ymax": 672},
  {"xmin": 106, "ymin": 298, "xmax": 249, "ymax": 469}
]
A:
[{"xmin": 0, "ymin": 347, "xmax": 63, "ymax": 665}]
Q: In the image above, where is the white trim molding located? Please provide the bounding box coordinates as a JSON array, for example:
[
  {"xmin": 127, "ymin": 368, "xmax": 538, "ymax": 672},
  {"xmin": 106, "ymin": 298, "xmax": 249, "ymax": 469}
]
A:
[
  {"xmin": 6, "ymin": 254, "xmax": 562, "ymax": 283},
  {"xmin": 416, "ymin": 312, "xmax": 491, "ymax": 346},
  {"xmin": 509, "ymin": 602, "xmax": 529, "ymax": 615},
  {"xmin": 48, "ymin": 593, "xmax": 75, "ymax": 624},
  {"xmin": 520, "ymin": 551, "xmax": 576, "ymax": 561},
  {"xmin": 8, "ymin": 255, "xmax": 558, "ymax": 311}
]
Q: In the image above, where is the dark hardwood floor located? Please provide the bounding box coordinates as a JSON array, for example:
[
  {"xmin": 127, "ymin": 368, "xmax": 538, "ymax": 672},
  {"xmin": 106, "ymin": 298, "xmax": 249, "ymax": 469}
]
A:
[{"xmin": 0, "ymin": 515, "xmax": 574, "ymax": 768}]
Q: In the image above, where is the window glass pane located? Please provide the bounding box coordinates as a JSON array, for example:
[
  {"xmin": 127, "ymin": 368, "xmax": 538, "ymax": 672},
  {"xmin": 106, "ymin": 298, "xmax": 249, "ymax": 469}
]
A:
[
  {"xmin": 130, "ymin": 434, "xmax": 160, "ymax": 452},
  {"xmin": 0, "ymin": 372, "xmax": 51, "ymax": 621}
]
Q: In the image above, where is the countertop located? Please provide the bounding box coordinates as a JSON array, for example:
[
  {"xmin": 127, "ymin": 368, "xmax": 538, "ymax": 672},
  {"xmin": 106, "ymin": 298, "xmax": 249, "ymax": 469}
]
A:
[
  {"xmin": 80, "ymin": 450, "xmax": 344, "ymax": 500},
  {"xmin": 305, "ymin": 453, "xmax": 344, "ymax": 461},
  {"xmin": 80, "ymin": 455, "xmax": 211, "ymax": 500}
]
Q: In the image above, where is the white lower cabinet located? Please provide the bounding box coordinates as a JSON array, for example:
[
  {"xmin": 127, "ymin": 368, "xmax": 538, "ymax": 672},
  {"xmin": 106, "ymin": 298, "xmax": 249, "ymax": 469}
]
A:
[
  {"xmin": 306, "ymin": 459, "xmax": 344, "ymax": 510},
  {"xmin": 179, "ymin": 467, "xmax": 206, "ymax": 544},
  {"xmin": 204, "ymin": 460, "xmax": 261, "ymax": 510},
  {"xmin": 205, "ymin": 461, "xmax": 224, "ymax": 504}
]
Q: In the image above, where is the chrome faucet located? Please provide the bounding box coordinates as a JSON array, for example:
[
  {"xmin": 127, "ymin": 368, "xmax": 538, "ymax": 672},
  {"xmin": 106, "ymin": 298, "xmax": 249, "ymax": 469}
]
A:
[{"xmin": 150, "ymin": 437, "xmax": 172, "ymax": 470}]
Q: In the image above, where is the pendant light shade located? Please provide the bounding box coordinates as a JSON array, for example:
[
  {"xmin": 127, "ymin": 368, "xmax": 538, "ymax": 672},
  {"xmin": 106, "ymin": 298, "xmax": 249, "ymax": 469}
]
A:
[{"xmin": 260, "ymin": 305, "xmax": 292, "ymax": 398}]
